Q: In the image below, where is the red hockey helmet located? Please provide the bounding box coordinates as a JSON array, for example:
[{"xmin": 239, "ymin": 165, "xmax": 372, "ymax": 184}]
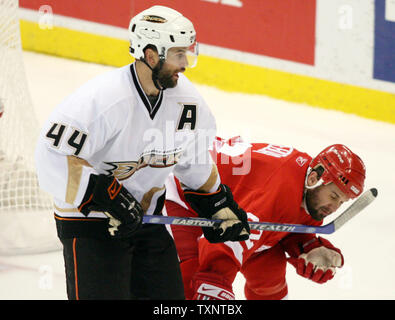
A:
[{"xmin": 309, "ymin": 144, "xmax": 366, "ymax": 199}]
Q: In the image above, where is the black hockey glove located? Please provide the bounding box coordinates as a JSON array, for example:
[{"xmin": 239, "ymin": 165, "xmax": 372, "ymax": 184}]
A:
[
  {"xmin": 184, "ymin": 184, "xmax": 250, "ymax": 243},
  {"xmin": 79, "ymin": 174, "xmax": 144, "ymax": 238}
]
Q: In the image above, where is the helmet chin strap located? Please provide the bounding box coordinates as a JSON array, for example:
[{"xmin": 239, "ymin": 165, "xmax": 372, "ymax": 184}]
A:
[
  {"xmin": 304, "ymin": 167, "xmax": 324, "ymax": 191},
  {"xmin": 140, "ymin": 57, "xmax": 166, "ymax": 91},
  {"xmin": 303, "ymin": 167, "xmax": 324, "ymax": 216}
]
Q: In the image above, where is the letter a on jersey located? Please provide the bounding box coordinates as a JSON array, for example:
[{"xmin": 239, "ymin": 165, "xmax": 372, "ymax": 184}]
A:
[{"xmin": 177, "ymin": 104, "xmax": 196, "ymax": 130}]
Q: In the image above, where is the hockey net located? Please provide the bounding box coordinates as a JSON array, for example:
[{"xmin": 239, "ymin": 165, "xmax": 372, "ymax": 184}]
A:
[{"xmin": 0, "ymin": 1, "xmax": 61, "ymax": 255}]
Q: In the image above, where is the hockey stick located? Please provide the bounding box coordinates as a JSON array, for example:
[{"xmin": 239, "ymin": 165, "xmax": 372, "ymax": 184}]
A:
[{"xmin": 143, "ymin": 188, "xmax": 377, "ymax": 234}]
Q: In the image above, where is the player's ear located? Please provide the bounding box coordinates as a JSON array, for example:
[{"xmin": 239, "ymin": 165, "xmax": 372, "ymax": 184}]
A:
[
  {"xmin": 306, "ymin": 170, "xmax": 319, "ymax": 187},
  {"xmin": 143, "ymin": 46, "xmax": 159, "ymax": 68}
]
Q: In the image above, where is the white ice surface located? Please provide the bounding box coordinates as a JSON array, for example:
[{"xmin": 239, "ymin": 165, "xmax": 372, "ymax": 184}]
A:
[{"xmin": 0, "ymin": 51, "xmax": 394, "ymax": 300}]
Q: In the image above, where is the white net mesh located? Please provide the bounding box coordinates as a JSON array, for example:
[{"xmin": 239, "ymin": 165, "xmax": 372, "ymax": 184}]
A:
[{"xmin": 0, "ymin": 0, "xmax": 61, "ymax": 255}]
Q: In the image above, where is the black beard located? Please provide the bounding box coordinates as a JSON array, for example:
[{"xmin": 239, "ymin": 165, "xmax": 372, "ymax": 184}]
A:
[
  {"xmin": 305, "ymin": 188, "xmax": 324, "ymax": 221},
  {"xmin": 157, "ymin": 69, "xmax": 177, "ymax": 89},
  {"xmin": 152, "ymin": 63, "xmax": 177, "ymax": 89}
]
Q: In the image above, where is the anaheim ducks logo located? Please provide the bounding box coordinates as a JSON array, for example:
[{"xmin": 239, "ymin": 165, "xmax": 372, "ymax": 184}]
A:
[
  {"xmin": 104, "ymin": 149, "xmax": 182, "ymax": 181},
  {"xmin": 141, "ymin": 15, "xmax": 167, "ymax": 23}
]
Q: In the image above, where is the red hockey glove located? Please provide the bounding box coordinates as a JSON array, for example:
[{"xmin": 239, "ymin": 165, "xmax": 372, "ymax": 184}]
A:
[
  {"xmin": 287, "ymin": 237, "xmax": 344, "ymax": 284},
  {"xmin": 183, "ymin": 184, "xmax": 250, "ymax": 243},
  {"xmin": 192, "ymin": 272, "xmax": 235, "ymax": 300}
]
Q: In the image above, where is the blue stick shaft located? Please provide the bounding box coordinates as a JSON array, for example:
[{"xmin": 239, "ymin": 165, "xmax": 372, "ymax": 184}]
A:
[
  {"xmin": 143, "ymin": 188, "xmax": 376, "ymax": 235},
  {"xmin": 142, "ymin": 215, "xmax": 332, "ymax": 234}
]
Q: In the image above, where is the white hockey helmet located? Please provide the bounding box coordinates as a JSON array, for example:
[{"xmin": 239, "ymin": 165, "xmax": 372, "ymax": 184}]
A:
[{"xmin": 128, "ymin": 5, "xmax": 198, "ymax": 68}]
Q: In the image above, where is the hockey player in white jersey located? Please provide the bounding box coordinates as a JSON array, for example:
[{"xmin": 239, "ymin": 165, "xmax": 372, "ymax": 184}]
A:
[{"xmin": 35, "ymin": 5, "xmax": 250, "ymax": 300}]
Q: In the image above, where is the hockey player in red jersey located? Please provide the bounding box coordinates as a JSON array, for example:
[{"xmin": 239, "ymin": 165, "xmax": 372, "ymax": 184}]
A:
[{"xmin": 165, "ymin": 136, "xmax": 366, "ymax": 300}]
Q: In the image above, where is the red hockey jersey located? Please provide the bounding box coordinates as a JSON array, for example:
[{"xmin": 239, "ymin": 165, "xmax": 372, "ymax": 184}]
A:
[{"xmin": 166, "ymin": 137, "xmax": 322, "ymax": 266}]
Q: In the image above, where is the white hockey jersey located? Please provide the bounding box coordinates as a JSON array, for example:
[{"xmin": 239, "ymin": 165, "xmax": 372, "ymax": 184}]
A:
[{"xmin": 35, "ymin": 63, "xmax": 220, "ymax": 226}]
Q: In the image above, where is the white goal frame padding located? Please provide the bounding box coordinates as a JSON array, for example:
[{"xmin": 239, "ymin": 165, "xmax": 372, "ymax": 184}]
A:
[{"xmin": 0, "ymin": 210, "xmax": 61, "ymax": 255}]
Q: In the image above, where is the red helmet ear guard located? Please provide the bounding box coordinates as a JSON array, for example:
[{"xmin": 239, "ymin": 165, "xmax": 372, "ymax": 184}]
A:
[{"xmin": 309, "ymin": 144, "xmax": 366, "ymax": 199}]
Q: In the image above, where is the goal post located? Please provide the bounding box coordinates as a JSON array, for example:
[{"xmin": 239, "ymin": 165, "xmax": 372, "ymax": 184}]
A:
[{"xmin": 0, "ymin": 0, "xmax": 61, "ymax": 255}]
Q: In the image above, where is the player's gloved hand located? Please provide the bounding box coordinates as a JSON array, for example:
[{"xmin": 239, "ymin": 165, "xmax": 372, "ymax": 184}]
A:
[
  {"xmin": 192, "ymin": 272, "xmax": 235, "ymax": 300},
  {"xmin": 79, "ymin": 174, "xmax": 143, "ymax": 238},
  {"xmin": 184, "ymin": 184, "xmax": 250, "ymax": 243},
  {"xmin": 287, "ymin": 237, "xmax": 344, "ymax": 284}
]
